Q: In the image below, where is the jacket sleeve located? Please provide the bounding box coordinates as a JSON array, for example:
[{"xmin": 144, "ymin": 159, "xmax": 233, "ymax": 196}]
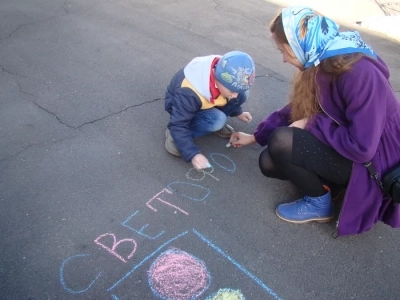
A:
[
  {"xmin": 229, "ymin": 106, "xmax": 243, "ymax": 117},
  {"xmin": 253, "ymin": 104, "xmax": 291, "ymax": 146},
  {"xmin": 307, "ymin": 63, "xmax": 387, "ymax": 163},
  {"xmin": 168, "ymin": 88, "xmax": 202, "ymax": 162}
]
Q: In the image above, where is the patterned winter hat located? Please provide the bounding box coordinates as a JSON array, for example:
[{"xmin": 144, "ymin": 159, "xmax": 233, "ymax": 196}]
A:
[{"xmin": 215, "ymin": 51, "xmax": 255, "ymax": 93}]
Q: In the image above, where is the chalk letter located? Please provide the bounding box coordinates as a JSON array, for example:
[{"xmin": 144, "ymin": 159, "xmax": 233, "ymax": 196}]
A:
[
  {"xmin": 186, "ymin": 166, "xmax": 219, "ymax": 182},
  {"xmin": 94, "ymin": 233, "xmax": 137, "ymax": 263},
  {"xmin": 146, "ymin": 188, "xmax": 189, "ymax": 216},
  {"xmin": 167, "ymin": 181, "xmax": 210, "ymax": 201},
  {"xmin": 210, "ymin": 153, "xmax": 236, "ymax": 172},
  {"xmin": 122, "ymin": 210, "xmax": 165, "ymax": 239},
  {"xmin": 60, "ymin": 254, "xmax": 101, "ymax": 294}
]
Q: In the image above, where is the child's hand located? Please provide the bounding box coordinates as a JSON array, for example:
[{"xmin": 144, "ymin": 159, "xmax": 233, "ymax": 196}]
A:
[
  {"xmin": 237, "ymin": 112, "xmax": 252, "ymax": 123},
  {"xmin": 191, "ymin": 154, "xmax": 210, "ymax": 170}
]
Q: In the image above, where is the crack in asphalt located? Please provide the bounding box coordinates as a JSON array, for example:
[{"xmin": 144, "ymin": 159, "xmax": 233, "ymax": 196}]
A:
[
  {"xmin": 0, "ymin": 0, "xmax": 70, "ymax": 41},
  {"xmin": 18, "ymin": 85, "xmax": 35, "ymax": 97},
  {"xmin": 14, "ymin": 82, "xmax": 75, "ymax": 129},
  {"xmin": 213, "ymin": 0, "xmax": 221, "ymax": 10},
  {"xmin": 31, "ymin": 98, "xmax": 76, "ymax": 129},
  {"xmin": 0, "ymin": 134, "xmax": 78, "ymax": 163},
  {"xmin": 0, "ymin": 64, "xmax": 28, "ymax": 78},
  {"xmin": 74, "ymin": 98, "xmax": 163, "ymax": 129},
  {"xmin": 21, "ymin": 91, "xmax": 163, "ymax": 130},
  {"xmin": 0, "ymin": 96, "xmax": 163, "ymax": 162},
  {"xmin": 2, "ymin": 62, "xmax": 164, "ymax": 158},
  {"xmin": 3, "ymin": 66, "xmax": 164, "ymax": 130}
]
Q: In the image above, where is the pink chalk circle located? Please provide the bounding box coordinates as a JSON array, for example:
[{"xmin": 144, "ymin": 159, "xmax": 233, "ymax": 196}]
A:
[
  {"xmin": 148, "ymin": 248, "xmax": 211, "ymax": 300},
  {"xmin": 206, "ymin": 288, "xmax": 245, "ymax": 300}
]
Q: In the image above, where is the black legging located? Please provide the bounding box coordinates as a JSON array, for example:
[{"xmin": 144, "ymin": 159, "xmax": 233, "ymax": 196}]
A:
[{"xmin": 259, "ymin": 127, "xmax": 352, "ymax": 197}]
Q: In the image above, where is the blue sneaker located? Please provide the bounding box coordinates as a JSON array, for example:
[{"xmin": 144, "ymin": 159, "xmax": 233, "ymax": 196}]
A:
[{"xmin": 275, "ymin": 189, "xmax": 333, "ymax": 224}]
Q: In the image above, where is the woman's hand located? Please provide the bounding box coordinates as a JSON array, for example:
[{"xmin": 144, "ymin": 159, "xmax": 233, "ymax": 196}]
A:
[
  {"xmin": 229, "ymin": 132, "xmax": 256, "ymax": 148},
  {"xmin": 191, "ymin": 153, "xmax": 210, "ymax": 170},
  {"xmin": 289, "ymin": 118, "xmax": 308, "ymax": 129},
  {"xmin": 237, "ymin": 112, "xmax": 252, "ymax": 123}
]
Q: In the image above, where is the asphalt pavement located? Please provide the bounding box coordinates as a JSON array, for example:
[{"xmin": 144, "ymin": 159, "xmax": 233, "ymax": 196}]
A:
[{"xmin": 1, "ymin": 0, "xmax": 400, "ymax": 299}]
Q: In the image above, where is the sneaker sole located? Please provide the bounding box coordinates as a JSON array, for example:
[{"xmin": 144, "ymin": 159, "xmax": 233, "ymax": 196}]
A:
[
  {"xmin": 275, "ymin": 209, "xmax": 334, "ymax": 224},
  {"xmin": 214, "ymin": 124, "xmax": 235, "ymax": 139}
]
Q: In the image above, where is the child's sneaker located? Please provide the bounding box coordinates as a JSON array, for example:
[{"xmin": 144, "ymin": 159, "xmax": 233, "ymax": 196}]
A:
[
  {"xmin": 214, "ymin": 124, "xmax": 235, "ymax": 139},
  {"xmin": 275, "ymin": 187, "xmax": 333, "ymax": 223},
  {"xmin": 165, "ymin": 129, "xmax": 181, "ymax": 156}
]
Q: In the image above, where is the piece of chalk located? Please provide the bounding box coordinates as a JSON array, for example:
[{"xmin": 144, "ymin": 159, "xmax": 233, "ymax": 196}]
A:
[
  {"xmin": 205, "ymin": 162, "xmax": 212, "ymax": 168},
  {"xmin": 226, "ymin": 138, "xmax": 238, "ymax": 147}
]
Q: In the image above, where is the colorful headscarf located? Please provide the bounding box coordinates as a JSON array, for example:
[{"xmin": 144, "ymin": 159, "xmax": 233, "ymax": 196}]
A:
[{"xmin": 282, "ymin": 6, "xmax": 377, "ymax": 68}]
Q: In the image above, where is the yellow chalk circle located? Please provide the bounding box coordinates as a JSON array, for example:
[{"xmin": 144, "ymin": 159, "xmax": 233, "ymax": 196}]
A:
[{"xmin": 206, "ymin": 288, "xmax": 245, "ymax": 300}]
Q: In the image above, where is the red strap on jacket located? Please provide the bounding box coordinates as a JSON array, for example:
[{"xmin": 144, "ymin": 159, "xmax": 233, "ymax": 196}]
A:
[{"xmin": 209, "ymin": 57, "xmax": 221, "ymax": 104}]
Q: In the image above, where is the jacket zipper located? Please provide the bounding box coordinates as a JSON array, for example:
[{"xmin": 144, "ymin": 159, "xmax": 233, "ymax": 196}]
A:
[
  {"xmin": 318, "ymin": 101, "xmax": 340, "ymax": 126},
  {"xmin": 317, "ymin": 101, "xmax": 353, "ymax": 232}
]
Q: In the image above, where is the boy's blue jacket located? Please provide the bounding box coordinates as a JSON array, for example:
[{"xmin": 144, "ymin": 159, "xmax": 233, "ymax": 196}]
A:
[{"xmin": 165, "ymin": 55, "xmax": 243, "ymax": 162}]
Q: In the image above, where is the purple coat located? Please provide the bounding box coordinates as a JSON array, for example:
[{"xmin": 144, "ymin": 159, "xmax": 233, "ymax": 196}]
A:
[{"xmin": 254, "ymin": 56, "xmax": 400, "ymax": 236}]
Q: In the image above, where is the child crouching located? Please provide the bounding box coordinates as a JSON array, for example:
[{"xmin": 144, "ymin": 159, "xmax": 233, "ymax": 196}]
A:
[{"xmin": 164, "ymin": 51, "xmax": 255, "ymax": 170}]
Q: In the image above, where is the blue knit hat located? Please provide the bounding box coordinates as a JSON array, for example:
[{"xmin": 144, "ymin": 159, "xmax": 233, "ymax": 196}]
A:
[{"xmin": 215, "ymin": 51, "xmax": 255, "ymax": 93}]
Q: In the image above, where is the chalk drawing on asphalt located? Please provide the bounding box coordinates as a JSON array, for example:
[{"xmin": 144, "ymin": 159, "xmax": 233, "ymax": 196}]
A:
[{"xmin": 148, "ymin": 248, "xmax": 211, "ymax": 300}]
